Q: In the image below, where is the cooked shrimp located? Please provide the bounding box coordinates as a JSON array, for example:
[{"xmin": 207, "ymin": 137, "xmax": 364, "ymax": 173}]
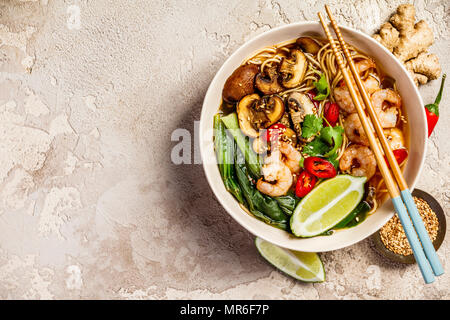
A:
[
  {"xmin": 339, "ymin": 144, "xmax": 377, "ymax": 179},
  {"xmin": 334, "ymin": 85, "xmax": 361, "ymax": 114},
  {"xmin": 384, "ymin": 127, "xmax": 405, "ymax": 150},
  {"xmin": 333, "ymin": 59, "xmax": 378, "ymax": 113},
  {"xmin": 354, "ymin": 58, "xmax": 376, "ymax": 74},
  {"xmin": 257, "ymin": 165, "xmax": 293, "ymax": 197},
  {"xmin": 334, "ymin": 76, "xmax": 380, "ymax": 114},
  {"xmin": 362, "ymin": 76, "xmax": 380, "ymax": 94},
  {"xmin": 279, "ymin": 141, "xmax": 302, "ymax": 174},
  {"xmin": 371, "ymin": 89, "xmax": 401, "ymax": 128},
  {"xmin": 344, "ymin": 113, "xmax": 369, "ymax": 146},
  {"xmin": 257, "ymin": 150, "xmax": 293, "ymax": 197}
]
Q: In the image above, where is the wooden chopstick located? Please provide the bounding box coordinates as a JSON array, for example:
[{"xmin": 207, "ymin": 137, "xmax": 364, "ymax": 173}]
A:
[
  {"xmin": 324, "ymin": 5, "xmax": 405, "ymax": 190},
  {"xmin": 317, "ymin": 9, "xmax": 441, "ymax": 284},
  {"xmin": 323, "ymin": 5, "xmax": 444, "ymax": 279}
]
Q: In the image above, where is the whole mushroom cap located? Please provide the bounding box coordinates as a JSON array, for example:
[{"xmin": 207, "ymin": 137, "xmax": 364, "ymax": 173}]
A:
[{"xmin": 222, "ymin": 64, "xmax": 259, "ymax": 103}]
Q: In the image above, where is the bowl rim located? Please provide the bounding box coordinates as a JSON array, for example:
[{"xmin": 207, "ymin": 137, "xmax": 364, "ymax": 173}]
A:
[{"xmin": 199, "ymin": 21, "xmax": 427, "ymax": 251}]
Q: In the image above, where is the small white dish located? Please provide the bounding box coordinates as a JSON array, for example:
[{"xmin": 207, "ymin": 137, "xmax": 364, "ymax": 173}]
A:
[{"xmin": 199, "ymin": 22, "xmax": 427, "ymax": 252}]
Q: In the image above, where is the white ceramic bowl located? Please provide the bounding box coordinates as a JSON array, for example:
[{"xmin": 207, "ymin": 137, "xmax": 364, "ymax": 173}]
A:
[{"xmin": 199, "ymin": 22, "xmax": 427, "ymax": 252}]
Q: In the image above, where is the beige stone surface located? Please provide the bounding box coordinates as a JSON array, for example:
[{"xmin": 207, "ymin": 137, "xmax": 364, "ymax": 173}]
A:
[{"xmin": 0, "ymin": 0, "xmax": 448, "ymax": 299}]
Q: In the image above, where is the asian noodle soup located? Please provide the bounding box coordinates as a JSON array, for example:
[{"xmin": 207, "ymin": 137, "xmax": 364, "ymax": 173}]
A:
[{"xmin": 213, "ymin": 37, "xmax": 408, "ymax": 236}]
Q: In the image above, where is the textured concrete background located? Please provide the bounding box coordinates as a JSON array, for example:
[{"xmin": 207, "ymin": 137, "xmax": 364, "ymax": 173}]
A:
[{"xmin": 0, "ymin": 0, "xmax": 448, "ymax": 299}]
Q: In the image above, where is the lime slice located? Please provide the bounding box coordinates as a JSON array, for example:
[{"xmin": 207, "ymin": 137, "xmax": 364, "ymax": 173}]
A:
[
  {"xmin": 290, "ymin": 175, "xmax": 367, "ymax": 237},
  {"xmin": 255, "ymin": 237, "xmax": 325, "ymax": 282}
]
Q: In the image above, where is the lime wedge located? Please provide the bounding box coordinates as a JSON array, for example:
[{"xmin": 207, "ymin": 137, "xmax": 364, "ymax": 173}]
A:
[
  {"xmin": 255, "ymin": 237, "xmax": 325, "ymax": 282},
  {"xmin": 290, "ymin": 175, "xmax": 366, "ymax": 237}
]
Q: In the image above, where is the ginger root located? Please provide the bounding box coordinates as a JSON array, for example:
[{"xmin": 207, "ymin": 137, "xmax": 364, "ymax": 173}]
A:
[
  {"xmin": 405, "ymin": 52, "xmax": 441, "ymax": 86},
  {"xmin": 373, "ymin": 4, "xmax": 441, "ymax": 86}
]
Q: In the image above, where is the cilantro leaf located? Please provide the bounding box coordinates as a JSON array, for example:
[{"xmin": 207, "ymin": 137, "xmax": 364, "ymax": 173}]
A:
[
  {"xmin": 327, "ymin": 152, "xmax": 340, "ymax": 169},
  {"xmin": 301, "ymin": 114, "xmax": 323, "ymax": 139},
  {"xmin": 320, "ymin": 126, "xmax": 344, "ymax": 157},
  {"xmin": 303, "ymin": 139, "xmax": 329, "ymax": 157},
  {"xmin": 302, "ymin": 125, "xmax": 344, "ymax": 158},
  {"xmin": 314, "ymin": 73, "xmax": 328, "ymax": 92},
  {"xmin": 315, "ymin": 92, "xmax": 329, "ymax": 101},
  {"xmin": 313, "ymin": 73, "xmax": 330, "ymax": 101}
]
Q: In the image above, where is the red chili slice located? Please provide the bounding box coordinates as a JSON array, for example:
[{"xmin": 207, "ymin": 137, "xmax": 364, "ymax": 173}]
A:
[
  {"xmin": 295, "ymin": 170, "xmax": 317, "ymax": 198},
  {"xmin": 393, "ymin": 149, "xmax": 408, "ymax": 164},
  {"xmin": 304, "ymin": 156, "xmax": 337, "ymax": 179},
  {"xmin": 262, "ymin": 123, "xmax": 287, "ymax": 148},
  {"xmin": 385, "ymin": 149, "xmax": 408, "ymax": 168},
  {"xmin": 323, "ymin": 102, "xmax": 340, "ymax": 127}
]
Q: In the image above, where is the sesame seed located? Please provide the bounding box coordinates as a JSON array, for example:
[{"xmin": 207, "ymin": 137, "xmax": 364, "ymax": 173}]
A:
[{"xmin": 379, "ymin": 196, "xmax": 439, "ymax": 256}]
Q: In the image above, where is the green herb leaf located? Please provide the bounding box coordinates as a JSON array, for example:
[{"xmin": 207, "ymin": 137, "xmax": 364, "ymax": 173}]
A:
[
  {"xmin": 299, "ymin": 155, "xmax": 305, "ymax": 168},
  {"xmin": 274, "ymin": 191, "xmax": 300, "ymax": 216},
  {"xmin": 334, "ymin": 201, "xmax": 371, "ymax": 229},
  {"xmin": 313, "ymin": 73, "xmax": 330, "ymax": 101},
  {"xmin": 327, "ymin": 152, "xmax": 340, "ymax": 169},
  {"xmin": 302, "ymin": 125, "xmax": 344, "ymax": 158},
  {"xmin": 314, "ymin": 73, "xmax": 328, "ymax": 92},
  {"xmin": 301, "ymin": 114, "xmax": 323, "ymax": 139},
  {"xmin": 320, "ymin": 126, "xmax": 344, "ymax": 157},
  {"xmin": 314, "ymin": 92, "xmax": 329, "ymax": 101},
  {"xmin": 303, "ymin": 139, "xmax": 329, "ymax": 157}
]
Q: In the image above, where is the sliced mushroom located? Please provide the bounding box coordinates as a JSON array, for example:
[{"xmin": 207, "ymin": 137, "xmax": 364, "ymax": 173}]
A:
[
  {"xmin": 237, "ymin": 94, "xmax": 285, "ymax": 137},
  {"xmin": 255, "ymin": 65, "xmax": 284, "ymax": 95},
  {"xmin": 296, "ymin": 37, "xmax": 321, "ymax": 55},
  {"xmin": 279, "ymin": 49, "xmax": 307, "ymax": 88},
  {"xmin": 237, "ymin": 94, "xmax": 260, "ymax": 137},
  {"xmin": 222, "ymin": 64, "xmax": 259, "ymax": 103},
  {"xmin": 278, "ymin": 111, "xmax": 292, "ymax": 128},
  {"xmin": 262, "ymin": 96, "xmax": 285, "ymax": 125},
  {"xmin": 286, "ymin": 92, "xmax": 316, "ymax": 139}
]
